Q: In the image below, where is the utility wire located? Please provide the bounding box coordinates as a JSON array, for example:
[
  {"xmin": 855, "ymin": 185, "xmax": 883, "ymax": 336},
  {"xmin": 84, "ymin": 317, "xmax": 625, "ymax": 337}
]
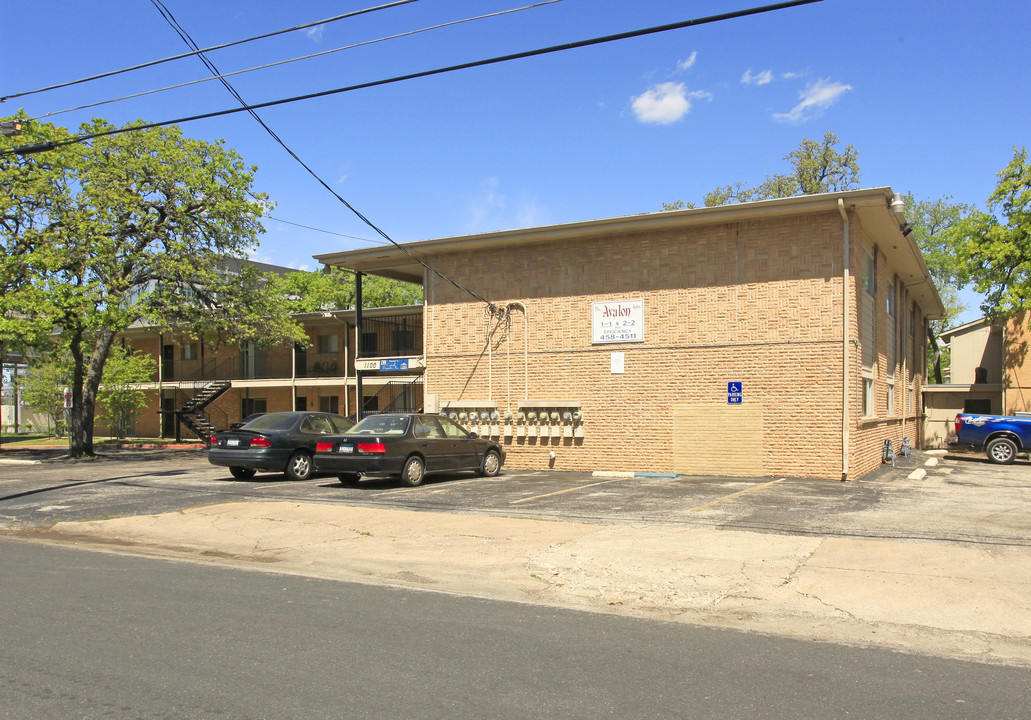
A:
[
  {"xmin": 29, "ymin": 1, "xmax": 564, "ymax": 122},
  {"xmin": 265, "ymin": 215, "xmax": 386, "ymax": 246},
  {"xmin": 4, "ymin": 0, "xmax": 823, "ymax": 158},
  {"xmin": 0, "ymin": 0, "xmax": 419, "ymax": 104},
  {"xmin": 149, "ymin": 0, "xmax": 499, "ymax": 310}
]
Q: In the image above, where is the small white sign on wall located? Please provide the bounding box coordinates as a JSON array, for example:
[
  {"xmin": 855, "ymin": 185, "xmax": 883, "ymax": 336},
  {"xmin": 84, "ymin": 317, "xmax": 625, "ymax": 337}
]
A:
[
  {"xmin": 592, "ymin": 300, "xmax": 644, "ymax": 344},
  {"xmin": 611, "ymin": 351, "xmax": 625, "ymax": 374}
]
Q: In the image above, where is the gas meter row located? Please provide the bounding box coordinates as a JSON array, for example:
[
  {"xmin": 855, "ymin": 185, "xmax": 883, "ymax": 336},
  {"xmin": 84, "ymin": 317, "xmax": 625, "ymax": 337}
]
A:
[{"xmin": 443, "ymin": 405, "xmax": 584, "ymax": 439}]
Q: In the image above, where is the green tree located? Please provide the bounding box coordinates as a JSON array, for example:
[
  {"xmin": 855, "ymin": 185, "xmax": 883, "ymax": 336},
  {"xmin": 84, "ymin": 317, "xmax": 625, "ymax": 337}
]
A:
[
  {"xmin": 1, "ymin": 114, "xmax": 305, "ymax": 457},
  {"xmin": 19, "ymin": 356, "xmax": 72, "ymax": 436},
  {"xmin": 273, "ymin": 266, "xmax": 422, "ymax": 313},
  {"xmin": 667, "ymin": 132, "xmax": 861, "ymax": 208},
  {"xmin": 902, "ymin": 193, "xmax": 974, "ymax": 381},
  {"xmin": 95, "ymin": 345, "xmax": 155, "ymax": 439},
  {"xmin": 949, "ymin": 147, "xmax": 1031, "ymax": 319}
]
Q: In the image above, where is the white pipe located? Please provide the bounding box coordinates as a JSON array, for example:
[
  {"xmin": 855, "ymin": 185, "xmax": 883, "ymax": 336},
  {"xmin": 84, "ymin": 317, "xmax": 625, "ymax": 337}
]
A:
[
  {"xmin": 839, "ymin": 199, "xmax": 851, "ymax": 481},
  {"xmin": 507, "ymin": 302, "xmax": 529, "ymax": 400}
]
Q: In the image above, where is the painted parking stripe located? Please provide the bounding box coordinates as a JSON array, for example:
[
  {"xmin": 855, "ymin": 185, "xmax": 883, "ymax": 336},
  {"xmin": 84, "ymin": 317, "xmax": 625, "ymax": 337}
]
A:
[
  {"xmin": 690, "ymin": 477, "xmax": 786, "ymax": 512},
  {"xmin": 373, "ymin": 475, "xmax": 495, "ymax": 496},
  {"xmin": 509, "ymin": 477, "xmax": 630, "ymax": 505}
]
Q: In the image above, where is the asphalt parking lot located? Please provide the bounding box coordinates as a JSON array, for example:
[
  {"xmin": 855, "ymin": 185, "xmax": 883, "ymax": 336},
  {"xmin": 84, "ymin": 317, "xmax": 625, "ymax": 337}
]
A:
[{"xmin": 1, "ymin": 445, "xmax": 1029, "ymax": 548}]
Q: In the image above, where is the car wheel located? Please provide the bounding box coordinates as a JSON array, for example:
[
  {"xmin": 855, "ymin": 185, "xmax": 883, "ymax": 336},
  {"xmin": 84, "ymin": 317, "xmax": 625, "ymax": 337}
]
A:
[
  {"xmin": 338, "ymin": 473, "xmax": 360, "ymax": 486},
  {"xmin": 479, "ymin": 449, "xmax": 502, "ymax": 477},
  {"xmin": 229, "ymin": 466, "xmax": 256, "ymax": 480},
  {"xmin": 285, "ymin": 451, "xmax": 313, "ymax": 480},
  {"xmin": 986, "ymin": 437, "xmax": 1018, "ymax": 465},
  {"xmin": 400, "ymin": 455, "xmax": 425, "ymax": 487}
]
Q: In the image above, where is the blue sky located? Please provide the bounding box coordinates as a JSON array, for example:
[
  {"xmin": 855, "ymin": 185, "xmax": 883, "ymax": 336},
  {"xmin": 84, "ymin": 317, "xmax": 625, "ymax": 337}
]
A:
[{"xmin": 5, "ymin": 0, "xmax": 1029, "ymax": 325}]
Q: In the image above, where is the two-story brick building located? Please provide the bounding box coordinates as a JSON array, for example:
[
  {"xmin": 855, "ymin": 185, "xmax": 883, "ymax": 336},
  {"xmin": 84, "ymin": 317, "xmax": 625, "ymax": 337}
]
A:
[
  {"xmin": 108, "ymin": 304, "xmax": 425, "ymax": 441},
  {"xmin": 315, "ymin": 188, "xmax": 943, "ymax": 480}
]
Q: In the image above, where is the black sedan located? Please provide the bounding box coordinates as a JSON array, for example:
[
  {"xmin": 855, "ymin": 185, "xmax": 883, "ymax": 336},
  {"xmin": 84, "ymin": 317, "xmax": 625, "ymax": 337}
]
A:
[
  {"xmin": 313, "ymin": 413, "xmax": 503, "ymax": 487},
  {"xmin": 209, "ymin": 411, "xmax": 355, "ymax": 481}
]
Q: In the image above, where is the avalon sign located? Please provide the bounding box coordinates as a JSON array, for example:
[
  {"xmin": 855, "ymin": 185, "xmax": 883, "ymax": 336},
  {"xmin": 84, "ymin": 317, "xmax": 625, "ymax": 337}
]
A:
[{"xmin": 592, "ymin": 300, "xmax": 644, "ymax": 344}]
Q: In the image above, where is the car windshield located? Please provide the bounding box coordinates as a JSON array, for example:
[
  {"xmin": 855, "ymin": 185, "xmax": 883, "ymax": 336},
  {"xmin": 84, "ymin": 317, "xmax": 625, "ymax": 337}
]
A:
[
  {"xmin": 350, "ymin": 415, "xmax": 410, "ymax": 435},
  {"xmin": 241, "ymin": 413, "xmax": 297, "ymax": 431}
]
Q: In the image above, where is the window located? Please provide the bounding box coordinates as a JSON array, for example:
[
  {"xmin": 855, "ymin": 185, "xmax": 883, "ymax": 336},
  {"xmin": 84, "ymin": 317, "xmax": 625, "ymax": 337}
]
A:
[
  {"xmin": 862, "ymin": 250, "xmax": 876, "ymax": 296},
  {"xmin": 887, "ymin": 279, "xmax": 896, "ymax": 318},
  {"xmin": 242, "ymin": 397, "xmax": 267, "ymax": 417},
  {"xmin": 318, "ymin": 334, "xmax": 338, "ymax": 354},
  {"xmin": 319, "ymin": 396, "xmax": 339, "ymax": 414},
  {"xmin": 964, "ymin": 398, "xmax": 992, "ymax": 414},
  {"xmin": 887, "ymin": 382, "xmax": 895, "ymax": 415},
  {"xmin": 181, "ymin": 342, "xmax": 199, "ymax": 360},
  {"xmin": 361, "ymin": 332, "xmax": 379, "ymax": 355},
  {"xmin": 413, "ymin": 416, "xmax": 444, "ymax": 439},
  {"xmin": 862, "ymin": 378, "xmax": 875, "ymax": 417},
  {"xmin": 439, "ymin": 416, "xmax": 471, "ymax": 439}
]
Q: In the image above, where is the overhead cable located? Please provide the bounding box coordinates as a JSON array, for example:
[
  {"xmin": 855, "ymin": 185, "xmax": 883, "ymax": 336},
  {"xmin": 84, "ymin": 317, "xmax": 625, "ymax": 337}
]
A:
[
  {"xmin": 149, "ymin": 0, "xmax": 499, "ymax": 310},
  {"xmin": 29, "ymin": 1, "xmax": 564, "ymax": 122},
  {"xmin": 4, "ymin": 0, "xmax": 824, "ymax": 158},
  {"xmin": 0, "ymin": 0, "xmax": 419, "ymax": 104}
]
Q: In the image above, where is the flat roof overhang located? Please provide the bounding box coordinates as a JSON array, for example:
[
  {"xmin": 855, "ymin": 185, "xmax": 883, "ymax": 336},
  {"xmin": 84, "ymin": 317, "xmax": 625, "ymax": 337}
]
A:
[{"xmin": 314, "ymin": 187, "xmax": 945, "ymax": 319}]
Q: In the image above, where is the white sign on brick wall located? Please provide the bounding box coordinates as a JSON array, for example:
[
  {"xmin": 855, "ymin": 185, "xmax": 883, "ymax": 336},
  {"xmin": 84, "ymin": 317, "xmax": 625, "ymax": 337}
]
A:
[{"xmin": 592, "ymin": 300, "xmax": 644, "ymax": 344}]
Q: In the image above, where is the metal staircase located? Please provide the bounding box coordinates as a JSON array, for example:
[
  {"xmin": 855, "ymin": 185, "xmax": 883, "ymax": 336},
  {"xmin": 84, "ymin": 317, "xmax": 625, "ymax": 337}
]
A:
[{"xmin": 177, "ymin": 380, "xmax": 232, "ymax": 444}]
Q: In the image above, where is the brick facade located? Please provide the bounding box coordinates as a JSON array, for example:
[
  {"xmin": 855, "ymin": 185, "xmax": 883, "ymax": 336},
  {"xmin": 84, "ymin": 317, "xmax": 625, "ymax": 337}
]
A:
[{"xmin": 410, "ymin": 202, "xmax": 932, "ymax": 480}]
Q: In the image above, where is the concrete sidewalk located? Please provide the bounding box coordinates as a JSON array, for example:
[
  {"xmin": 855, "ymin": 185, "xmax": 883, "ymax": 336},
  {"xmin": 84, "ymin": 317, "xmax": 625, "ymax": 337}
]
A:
[{"xmin": 33, "ymin": 500, "xmax": 1031, "ymax": 667}]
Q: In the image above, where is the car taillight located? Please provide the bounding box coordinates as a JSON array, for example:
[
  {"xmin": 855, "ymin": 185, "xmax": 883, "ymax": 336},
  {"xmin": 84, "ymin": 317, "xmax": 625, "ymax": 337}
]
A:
[
  {"xmin": 315, "ymin": 441, "xmax": 334, "ymax": 453},
  {"xmin": 250, "ymin": 437, "xmax": 272, "ymax": 448},
  {"xmin": 357, "ymin": 442, "xmax": 386, "ymax": 454},
  {"xmin": 955, "ymin": 417, "xmax": 961, "ymax": 434},
  {"xmin": 210, "ymin": 437, "xmax": 219, "ymax": 446}
]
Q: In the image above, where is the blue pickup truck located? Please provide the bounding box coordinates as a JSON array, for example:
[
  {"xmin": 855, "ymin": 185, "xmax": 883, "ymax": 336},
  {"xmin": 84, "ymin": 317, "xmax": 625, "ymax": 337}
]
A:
[{"xmin": 953, "ymin": 413, "xmax": 1031, "ymax": 464}]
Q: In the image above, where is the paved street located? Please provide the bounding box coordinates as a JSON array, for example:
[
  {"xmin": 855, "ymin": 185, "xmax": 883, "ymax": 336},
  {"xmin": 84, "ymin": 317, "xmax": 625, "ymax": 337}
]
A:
[{"xmin": 2, "ymin": 539, "xmax": 1028, "ymax": 720}]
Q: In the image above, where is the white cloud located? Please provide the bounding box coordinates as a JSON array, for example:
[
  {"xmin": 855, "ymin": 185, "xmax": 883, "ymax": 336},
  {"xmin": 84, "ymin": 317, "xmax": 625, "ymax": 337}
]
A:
[
  {"xmin": 631, "ymin": 82, "xmax": 692, "ymax": 125},
  {"xmin": 305, "ymin": 24, "xmax": 325, "ymax": 42},
  {"xmin": 676, "ymin": 52, "xmax": 698, "ymax": 73},
  {"xmin": 773, "ymin": 78, "xmax": 852, "ymax": 123},
  {"xmin": 782, "ymin": 71, "xmax": 803, "ymax": 80},
  {"xmin": 741, "ymin": 68, "xmax": 773, "ymax": 85}
]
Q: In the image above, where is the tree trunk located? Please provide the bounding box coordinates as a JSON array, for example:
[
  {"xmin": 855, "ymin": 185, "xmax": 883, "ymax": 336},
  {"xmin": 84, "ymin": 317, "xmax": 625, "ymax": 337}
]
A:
[{"xmin": 67, "ymin": 328, "xmax": 116, "ymax": 458}]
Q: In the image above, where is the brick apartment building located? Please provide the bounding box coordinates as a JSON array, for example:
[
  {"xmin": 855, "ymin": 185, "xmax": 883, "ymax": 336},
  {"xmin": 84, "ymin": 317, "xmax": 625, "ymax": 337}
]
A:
[
  {"xmin": 110, "ymin": 304, "xmax": 425, "ymax": 441},
  {"xmin": 315, "ymin": 188, "xmax": 943, "ymax": 480}
]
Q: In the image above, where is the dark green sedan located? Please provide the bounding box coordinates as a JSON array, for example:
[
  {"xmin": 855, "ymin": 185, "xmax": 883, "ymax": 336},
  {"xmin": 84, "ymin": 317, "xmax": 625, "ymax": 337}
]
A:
[{"xmin": 209, "ymin": 411, "xmax": 355, "ymax": 481}]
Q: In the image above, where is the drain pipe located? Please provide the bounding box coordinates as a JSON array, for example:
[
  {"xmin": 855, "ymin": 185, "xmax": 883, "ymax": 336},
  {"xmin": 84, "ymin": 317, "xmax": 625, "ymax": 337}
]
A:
[{"xmin": 838, "ymin": 199, "xmax": 850, "ymax": 481}]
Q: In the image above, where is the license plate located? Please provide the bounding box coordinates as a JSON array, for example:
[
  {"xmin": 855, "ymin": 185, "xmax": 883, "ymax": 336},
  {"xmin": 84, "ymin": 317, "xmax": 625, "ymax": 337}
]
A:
[
  {"xmin": 227, "ymin": 438, "xmax": 240, "ymax": 447},
  {"xmin": 339, "ymin": 445, "xmax": 354, "ymax": 453}
]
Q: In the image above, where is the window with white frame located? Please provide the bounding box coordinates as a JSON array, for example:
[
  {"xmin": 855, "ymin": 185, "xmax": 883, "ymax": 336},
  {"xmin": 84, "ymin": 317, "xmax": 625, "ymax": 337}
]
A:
[
  {"xmin": 862, "ymin": 376, "xmax": 875, "ymax": 417},
  {"xmin": 887, "ymin": 381, "xmax": 895, "ymax": 416}
]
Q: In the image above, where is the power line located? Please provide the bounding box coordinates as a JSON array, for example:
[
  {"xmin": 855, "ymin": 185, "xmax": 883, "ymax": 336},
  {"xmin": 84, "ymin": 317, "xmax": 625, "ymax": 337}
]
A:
[
  {"xmin": 265, "ymin": 215, "xmax": 385, "ymax": 245},
  {"xmin": 0, "ymin": 0, "xmax": 419, "ymax": 104},
  {"xmin": 4, "ymin": 0, "xmax": 823, "ymax": 158},
  {"xmin": 29, "ymin": 1, "xmax": 564, "ymax": 122},
  {"xmin": 149, "ymin": 0, "xmax": 499, "ymax": 310}
]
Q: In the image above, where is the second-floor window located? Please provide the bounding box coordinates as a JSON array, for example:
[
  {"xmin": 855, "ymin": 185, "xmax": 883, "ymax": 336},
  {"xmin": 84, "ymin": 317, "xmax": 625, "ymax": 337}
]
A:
[
  {"xmin": 181, "ymin": 342, "xmax": 199, "ymax": 361},
  {"xmin": 318, "ymin": 334, "xmax": 338, "ymax": 354}
]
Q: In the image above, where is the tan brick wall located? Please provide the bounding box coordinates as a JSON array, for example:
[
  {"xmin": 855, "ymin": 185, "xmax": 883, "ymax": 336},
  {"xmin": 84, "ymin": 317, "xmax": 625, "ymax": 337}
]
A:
[{"xmin": 422, "ymin": 211, "xmax": 927, "ymax": 480}]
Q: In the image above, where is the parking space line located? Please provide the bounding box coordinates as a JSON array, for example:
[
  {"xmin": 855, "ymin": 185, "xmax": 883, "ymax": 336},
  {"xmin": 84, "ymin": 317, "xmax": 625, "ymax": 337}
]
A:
[
  {"xmin": 509, "ymin": 477, "xmax": 630, "ymax": 505},
  {"xmin": 690, "ymin": 477, "xmax": 785, "ymax": 512},
  {"xmin": 372, "ymin": 476, "xmax": 494, "ymax": 497}
]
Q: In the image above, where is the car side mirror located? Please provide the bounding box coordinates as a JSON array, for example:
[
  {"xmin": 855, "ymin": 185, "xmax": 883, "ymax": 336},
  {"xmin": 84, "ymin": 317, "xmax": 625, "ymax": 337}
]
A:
[{"xmin": 469, "ymin": 432, "xmax": 478, "ymax": 439}]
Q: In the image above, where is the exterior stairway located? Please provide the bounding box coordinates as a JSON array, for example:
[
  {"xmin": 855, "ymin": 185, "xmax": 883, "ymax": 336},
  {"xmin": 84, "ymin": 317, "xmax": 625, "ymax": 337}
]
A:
[{"xmin": 177, "ymin": 380, "xmax": 232, "ymax": 444}]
